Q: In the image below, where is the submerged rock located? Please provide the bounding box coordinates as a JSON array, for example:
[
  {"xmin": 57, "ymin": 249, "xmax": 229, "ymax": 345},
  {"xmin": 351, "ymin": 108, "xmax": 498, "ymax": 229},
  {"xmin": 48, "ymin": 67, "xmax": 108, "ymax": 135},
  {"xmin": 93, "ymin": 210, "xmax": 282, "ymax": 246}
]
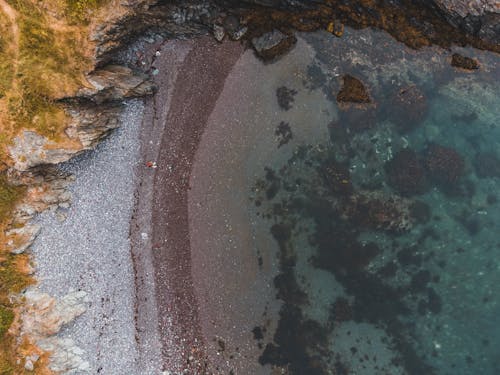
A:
[
  {"xmin": 424, "ymin": 143, "xmax": 465, "ymax": 185},
  {"xmin": 451, "ymin": 53, "xmax": 480, "ymax": 70},
  {"xmin": 341, "ymin": 192, "xmax": 415, "ymax": 232},
  {"xmin": 276, "ymin": 86, "xmax": 297, "ymax": 110},
  {"xmin": 340, "ymin": 106, "xmax": 377, "ymax": 133},
  {"xmin": 385, "ymin": 149, "xmax": 428, "ymax": 196},
  {"xmin": 336, "ymin": 74, "xmax": 371, "ymax": 104},
  {"xmin": 474, "ymin": 152, "xmax": 500, "ymax": 178},
  {"xmin": 251, "ymin": 30, "xmax": 297, "ymax": 61},
  {"xmin": 387, "ymin": 85, "xmax": 427, "ymax": 132},
  {"xmin": 320, "ymin": 160, "xmax": 353, "ymax": 195}
]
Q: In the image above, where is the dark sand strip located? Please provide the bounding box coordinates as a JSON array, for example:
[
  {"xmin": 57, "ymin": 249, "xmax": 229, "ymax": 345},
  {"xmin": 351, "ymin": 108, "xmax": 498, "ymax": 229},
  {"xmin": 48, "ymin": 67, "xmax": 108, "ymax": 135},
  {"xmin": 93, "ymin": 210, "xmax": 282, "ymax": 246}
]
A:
[{"xmin": 149, "ymin": 38, "xmax": 244, "ymax": 372}]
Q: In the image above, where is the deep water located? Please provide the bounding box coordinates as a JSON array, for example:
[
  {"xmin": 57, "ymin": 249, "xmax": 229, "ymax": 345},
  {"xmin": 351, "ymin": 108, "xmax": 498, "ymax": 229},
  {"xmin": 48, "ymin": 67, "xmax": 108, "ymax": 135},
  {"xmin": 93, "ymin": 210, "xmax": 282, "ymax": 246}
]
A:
[{"xmin": 250, "ymin": 29, "xmax": 500, "ymax": 375}]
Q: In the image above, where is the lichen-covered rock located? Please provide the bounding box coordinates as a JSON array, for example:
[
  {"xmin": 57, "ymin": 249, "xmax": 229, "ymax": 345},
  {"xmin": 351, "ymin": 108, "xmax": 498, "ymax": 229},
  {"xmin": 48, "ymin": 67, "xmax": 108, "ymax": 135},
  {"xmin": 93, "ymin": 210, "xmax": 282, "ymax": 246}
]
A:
[
  {"xmin": 21, "ymin": 290, "xmax": 89, "ymax": 338},
  {"xmin": 37, "ymin": 337, "xmax": 90, "ymax": 373},
  {"xmin": 5, "ymin": 224, "xmax": 41, "ymax": 254}
]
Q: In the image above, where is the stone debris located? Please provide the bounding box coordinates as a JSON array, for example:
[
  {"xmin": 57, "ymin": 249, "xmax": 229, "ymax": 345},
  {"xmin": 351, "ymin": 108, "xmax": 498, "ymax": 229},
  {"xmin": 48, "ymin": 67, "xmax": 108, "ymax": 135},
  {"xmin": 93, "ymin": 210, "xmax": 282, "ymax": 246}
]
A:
[
  {"xmin": 251, "ymin": 30, "xmax": 297, "ymax": 61},
  {"xmin": 213, "ymin": 24, "xmax": 225, "ymax": 42}
]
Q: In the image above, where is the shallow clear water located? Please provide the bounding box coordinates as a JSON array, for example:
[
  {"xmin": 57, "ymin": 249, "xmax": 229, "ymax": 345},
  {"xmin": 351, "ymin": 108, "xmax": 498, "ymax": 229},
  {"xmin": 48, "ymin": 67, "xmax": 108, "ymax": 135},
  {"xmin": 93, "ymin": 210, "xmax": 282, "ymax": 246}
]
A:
[{"xmin": 246, "ymin": 29, "xmax": 500, "ymax": 375}]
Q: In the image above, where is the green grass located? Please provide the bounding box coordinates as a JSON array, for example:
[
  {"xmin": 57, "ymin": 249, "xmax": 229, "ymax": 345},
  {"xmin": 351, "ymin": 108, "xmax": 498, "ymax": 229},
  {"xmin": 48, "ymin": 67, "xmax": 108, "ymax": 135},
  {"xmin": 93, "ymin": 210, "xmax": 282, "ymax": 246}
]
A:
[
  {"xmin": 65, "ymin": 0, "xmax": 108, "ymax": 23},
  {"xmin": 0, "ymin": 307, "xmax": 14, "ymax": 338},
  {"xmin": 0, "ymin": 11, "xmax": 14, "ymax": 98},
  {"xmin": 3, "ymin": 1, "xmax": 92, "ymax": 139},
  {"xmin": 0, "ymin": 254, "xmax": 32, "ymax": 296},
  {"xmin": 0, "ymin": 175, "xmax": 23, "ymax": 223}
]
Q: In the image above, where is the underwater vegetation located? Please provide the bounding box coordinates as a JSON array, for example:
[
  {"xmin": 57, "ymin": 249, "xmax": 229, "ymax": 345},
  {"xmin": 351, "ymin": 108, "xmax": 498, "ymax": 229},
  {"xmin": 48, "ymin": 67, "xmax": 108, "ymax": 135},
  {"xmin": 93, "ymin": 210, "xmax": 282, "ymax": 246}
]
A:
[{"xmin": 251, "ymin": 30, "xmax": 500, "ymax": 374}]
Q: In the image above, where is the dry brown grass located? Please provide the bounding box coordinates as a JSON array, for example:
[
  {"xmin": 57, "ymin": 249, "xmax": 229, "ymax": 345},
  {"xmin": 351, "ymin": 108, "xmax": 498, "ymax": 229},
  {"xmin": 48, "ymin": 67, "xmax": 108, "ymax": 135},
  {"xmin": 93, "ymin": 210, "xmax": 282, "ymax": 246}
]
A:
[{"xmin": 0, "ymin": 1, "xmax": 108, "ymax": 372}]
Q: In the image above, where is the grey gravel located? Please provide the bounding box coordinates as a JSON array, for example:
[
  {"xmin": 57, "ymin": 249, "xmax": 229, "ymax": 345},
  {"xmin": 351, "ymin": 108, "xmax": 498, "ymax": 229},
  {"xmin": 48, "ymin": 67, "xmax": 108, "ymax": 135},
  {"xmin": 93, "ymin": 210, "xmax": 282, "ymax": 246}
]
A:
[{"xmin": 31, "ymin": 100, "xmax": 161, "ymax": 375}]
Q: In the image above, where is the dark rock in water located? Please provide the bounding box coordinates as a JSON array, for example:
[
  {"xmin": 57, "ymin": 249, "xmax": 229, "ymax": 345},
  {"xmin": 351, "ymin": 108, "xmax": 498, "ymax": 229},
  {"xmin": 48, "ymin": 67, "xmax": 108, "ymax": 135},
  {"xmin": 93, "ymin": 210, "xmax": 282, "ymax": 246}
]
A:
[
  {"xmin": 474, "ymin": 152, "xmax": 500, "ymax": 178},
  {"xmin": 486, "ymin": 194, "xmax": 497, "ymax": 205},
  {"xmin": 251, "ymin": 30, "xmax": 297, "ymax": 61},
  {"xmin": 387, "ymin": 85, "xmax": 427, "ymax": 132},
  {"xmin": 223, "ymin": 15, "xmax": 240, "ymax": 34},
  {"xmin": 454, "ymin": 209, "xmax": 481, "ymax": 236},
  {"xmin": 426, "ymin": 287, "xmax": 442, "ymax": 314},
  {"xmin": 222, "ymin": 14, "xmax": 247, "ymax": 40},
  {"xmin": 275, "ymin": 121, "xmax": 293, "ymax": 147},
  {"xmin": 410, "ymin": 270, "xmax": 431, "ymax": 292},
  {"xmin": 320, "ymin": 160, "xmax": 353, "ymax": 195},
  {"xmin": 276, "ymin": 86, "xmax": 297, "ymax": 110},
  {"xmin": 259, "ymin": 304, "xmax": 330, "ymax": 375},
  {"xmin": 252, "ymin": 326, "xmax": 264, "ymax": 340},
  {"xmin": 451, "ymin": 53, "xmax": 479, "ymax": 70},
  {"xmin": 342, "ymin": 193, "xmax": 414, "ymax": 232},
  {"xmin": 336, "ymin": 74, "xmax": 371, "ymax": 104},
  {"xmin": 397, "ymin": 247, "xmax": 422, "ymax": 265},
  {"xmin": 331, "ymin": 297, "xmax": 353, "ymax": 322},
  {"xmin": 409, "ymin": 201, "xmax": 432, "ymax": 224},
  {"xmin": 424, "ymin": 143, "xmax": 465, "ymax": 185},
  {"xmin": 385, "ymin": 149, "xmax": 428, "ymax": 196},
  {"xmin": 340, "ymin": 106, "xmax": 377, "ymax": 133}
]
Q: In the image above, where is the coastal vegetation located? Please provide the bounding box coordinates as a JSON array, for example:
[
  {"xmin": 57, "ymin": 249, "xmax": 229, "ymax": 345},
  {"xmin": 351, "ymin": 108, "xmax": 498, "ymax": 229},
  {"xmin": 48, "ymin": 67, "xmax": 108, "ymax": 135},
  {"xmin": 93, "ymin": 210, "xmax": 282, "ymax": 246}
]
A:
[{"xmin": 0, "ymin": 0, "xmax": 106, "ymax": 371}]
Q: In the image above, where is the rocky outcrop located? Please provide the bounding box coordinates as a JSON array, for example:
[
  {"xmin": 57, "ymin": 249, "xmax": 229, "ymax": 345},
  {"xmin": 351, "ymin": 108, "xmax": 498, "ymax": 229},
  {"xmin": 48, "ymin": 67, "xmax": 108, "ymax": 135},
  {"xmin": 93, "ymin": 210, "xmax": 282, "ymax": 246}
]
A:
[
  {"xmin": 432, "ymin": 0, "xmax": 499, "ymax": 43},
  {"xmin": 78, "ymin": 65, "xmax": 156, "ymax": 103},
  {"xmin": 91, "ymin": 1, "xmax": 217, "ymax": 63},
  {"xmin": 21, "ymin": 290, "xmax": 90, "ymax": 373},
  {"xmin": 8, "ymin": 65, "xmax": 153, "ymax": 171}
]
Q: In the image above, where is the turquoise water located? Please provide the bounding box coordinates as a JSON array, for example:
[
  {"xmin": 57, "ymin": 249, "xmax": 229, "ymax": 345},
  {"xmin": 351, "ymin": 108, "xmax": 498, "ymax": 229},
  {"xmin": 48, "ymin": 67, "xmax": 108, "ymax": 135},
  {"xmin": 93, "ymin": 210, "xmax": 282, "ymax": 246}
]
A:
[{"xmin": 250, "ymin": 29, "xmax": 500, "ymax": 375}]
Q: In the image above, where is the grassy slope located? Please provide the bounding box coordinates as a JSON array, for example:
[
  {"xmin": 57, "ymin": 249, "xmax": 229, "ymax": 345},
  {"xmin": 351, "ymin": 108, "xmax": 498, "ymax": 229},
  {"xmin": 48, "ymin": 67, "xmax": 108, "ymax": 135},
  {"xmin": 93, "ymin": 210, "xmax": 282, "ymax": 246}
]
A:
[{"xmin": 0, "ymin": 1, "xmax": 107, "ymax": 373}]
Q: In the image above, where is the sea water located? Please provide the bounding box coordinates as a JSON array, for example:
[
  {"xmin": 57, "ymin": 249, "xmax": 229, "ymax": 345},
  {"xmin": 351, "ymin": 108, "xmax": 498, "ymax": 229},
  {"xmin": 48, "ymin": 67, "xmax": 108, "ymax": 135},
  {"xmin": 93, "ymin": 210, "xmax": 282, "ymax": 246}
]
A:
[{"xmin": 247, "ymin": 28, "xmax": 500, "ymax": 375}]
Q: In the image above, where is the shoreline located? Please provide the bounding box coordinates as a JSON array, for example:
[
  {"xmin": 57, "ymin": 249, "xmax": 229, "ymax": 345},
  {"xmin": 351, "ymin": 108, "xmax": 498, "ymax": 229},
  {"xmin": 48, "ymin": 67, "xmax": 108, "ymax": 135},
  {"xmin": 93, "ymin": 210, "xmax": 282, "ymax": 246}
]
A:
[{"xmin": 136, "ymin": 37, "xmax": 245, "ymax": 372}]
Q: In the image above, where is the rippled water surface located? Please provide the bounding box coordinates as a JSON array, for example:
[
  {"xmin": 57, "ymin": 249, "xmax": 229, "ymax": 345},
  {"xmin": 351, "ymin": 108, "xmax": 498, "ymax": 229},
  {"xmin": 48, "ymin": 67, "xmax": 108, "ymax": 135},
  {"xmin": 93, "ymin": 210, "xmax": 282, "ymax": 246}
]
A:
[{"xmin": 198, "ymin": 27, "xmax": 499, "ymax": 375}]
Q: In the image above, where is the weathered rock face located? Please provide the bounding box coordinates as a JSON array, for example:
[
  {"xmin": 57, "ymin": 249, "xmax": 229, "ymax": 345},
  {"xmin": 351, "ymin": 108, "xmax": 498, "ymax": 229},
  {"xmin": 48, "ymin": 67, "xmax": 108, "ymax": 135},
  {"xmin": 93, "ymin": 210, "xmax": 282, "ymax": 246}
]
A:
[
  {"xmin": 21, "ymin": 290, "xmax": 90, "ymax": 373},
  {"xmin": 224, "ymin": 0, "xmax": 499, "ymax": 42},
  {"xmin": 78, "ymin": 65, "xmax": 156, "ymax": 103},
  {"xmin": 91, "ymin": 1, "xmax": 217, "ymax": 63},
  {"xmin": 432, "ymin": 0, "xmax": 499, "ymax": 43}
]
